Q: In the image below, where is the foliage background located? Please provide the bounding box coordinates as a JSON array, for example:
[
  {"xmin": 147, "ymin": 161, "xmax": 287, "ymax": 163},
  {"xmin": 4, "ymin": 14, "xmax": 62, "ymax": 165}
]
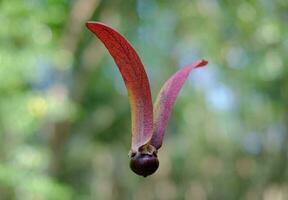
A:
[{"xmin": 0, "ymin": 0, "xmax": 288, "ymax": 199}]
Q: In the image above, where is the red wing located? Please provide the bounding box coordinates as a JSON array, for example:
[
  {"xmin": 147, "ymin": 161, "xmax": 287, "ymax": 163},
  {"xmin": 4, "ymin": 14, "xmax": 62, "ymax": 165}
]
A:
[
  {"xmin": 86, "ymin": 22, "xmax": 153, "ymax": 152},
  {"xmin": 150, "ymin": 60, "xmax": 208, "ymax": 149}
]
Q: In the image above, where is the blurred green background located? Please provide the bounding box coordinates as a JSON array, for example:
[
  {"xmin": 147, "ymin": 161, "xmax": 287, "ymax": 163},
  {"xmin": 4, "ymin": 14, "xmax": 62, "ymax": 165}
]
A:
[{"xmin": 1, "ymin": 0, "xmax": 288, "ymax": 199}]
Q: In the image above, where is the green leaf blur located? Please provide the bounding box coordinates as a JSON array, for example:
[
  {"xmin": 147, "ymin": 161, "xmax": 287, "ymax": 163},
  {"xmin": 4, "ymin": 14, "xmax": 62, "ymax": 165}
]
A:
[{"xmin": 0, "ymin": 0, "xmax": 287, "ymax": 199}]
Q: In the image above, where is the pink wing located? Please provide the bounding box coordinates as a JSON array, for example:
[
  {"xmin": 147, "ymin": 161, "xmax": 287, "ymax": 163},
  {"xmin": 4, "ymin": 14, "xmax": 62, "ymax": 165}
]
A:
[
  {"xmin": 150, "ymin": 60, "xmax": 208, "ymax": 149},
  {"xmin": 86, "ymin": 22, "xmax": 153, "ymax": 152}
]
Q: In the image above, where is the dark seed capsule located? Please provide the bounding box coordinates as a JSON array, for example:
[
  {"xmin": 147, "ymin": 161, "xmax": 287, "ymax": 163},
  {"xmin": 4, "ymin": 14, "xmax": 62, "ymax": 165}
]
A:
[{"xmin": 130, "ymin": 153, "xmax": 159, "ymax": 177}]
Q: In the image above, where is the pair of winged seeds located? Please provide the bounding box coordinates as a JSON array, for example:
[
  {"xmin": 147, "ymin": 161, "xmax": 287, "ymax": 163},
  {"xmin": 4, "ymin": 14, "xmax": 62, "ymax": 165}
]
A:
[{"xmin": 86, "ymin": 22, "xmax": 208, "ymax": 177}]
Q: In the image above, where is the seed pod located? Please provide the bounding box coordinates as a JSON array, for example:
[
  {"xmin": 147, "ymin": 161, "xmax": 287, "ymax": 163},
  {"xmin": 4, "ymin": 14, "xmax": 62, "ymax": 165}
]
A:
[{"xmin": 130, "ymin": 152, "xmax": 159, "ymax": 177}]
